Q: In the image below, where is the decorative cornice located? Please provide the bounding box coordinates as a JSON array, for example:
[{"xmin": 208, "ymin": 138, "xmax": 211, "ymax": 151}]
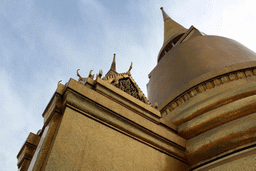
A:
[
  {"xmin": 94, "ymin": 78, "xmax": 161, "ymax": 123},
  {"xmin": 161, "ymin": 67, "xmax": 256, "ymax": 117}
]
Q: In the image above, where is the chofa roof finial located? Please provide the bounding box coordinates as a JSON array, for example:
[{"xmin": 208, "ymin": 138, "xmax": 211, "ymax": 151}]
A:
[{"xmin": 110, "ymin": 53, "xmax": 116, "ymax": 71}]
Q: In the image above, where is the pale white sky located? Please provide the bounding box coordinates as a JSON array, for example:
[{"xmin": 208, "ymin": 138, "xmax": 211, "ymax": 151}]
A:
[{"xmin": 1, "ymin": 0, "xmax": 256, "ymax": 170}]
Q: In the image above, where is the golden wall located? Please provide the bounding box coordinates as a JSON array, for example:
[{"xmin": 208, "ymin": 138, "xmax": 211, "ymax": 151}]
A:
[{"xmin": 45, "ymin": 107, "xmax": 188, "ymax": 171}]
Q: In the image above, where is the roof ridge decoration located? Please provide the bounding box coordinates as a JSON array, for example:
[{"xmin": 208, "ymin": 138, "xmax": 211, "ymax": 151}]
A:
[
  {"xmin": 105, "ymin": 54, "xmax": 118, "ymax": 78},
  {"xmin": 76, "ymin": 54, "xmax": 151, "ymax": 105},
  {"xmin": 111, "ymin": 54, "xmax": 116, "ymax": 71}
]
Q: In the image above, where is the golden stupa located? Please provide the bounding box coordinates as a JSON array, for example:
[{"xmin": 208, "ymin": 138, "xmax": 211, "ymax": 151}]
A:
[{"xmin": 17, "ymin": 7, "xmax": 256, "ymax": 171}]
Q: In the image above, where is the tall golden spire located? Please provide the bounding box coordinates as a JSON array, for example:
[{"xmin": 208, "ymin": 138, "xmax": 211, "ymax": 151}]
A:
[{"xmin": 160, "ymin": 7, "xmax": 187, "ymax": 46}]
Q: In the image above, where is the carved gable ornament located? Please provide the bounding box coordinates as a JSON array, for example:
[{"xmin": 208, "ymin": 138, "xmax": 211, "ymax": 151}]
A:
[
  {"xmin": 102, "ymin": 72, "xmax": 150, "ymax": 104},
  {"xmin": 114, "ymin": 77, "xmax": 148, "ymax": 103},
  {"xmin": 76, "ymin": 55, "xmax": 151, "ymax": 105}
]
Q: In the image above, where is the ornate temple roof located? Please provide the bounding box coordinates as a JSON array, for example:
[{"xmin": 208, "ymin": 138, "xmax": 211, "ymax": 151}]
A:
[
  {"xmin": 77, "ymin": 54, "xmax": 151, "ymax": 105},
  {"xmin": 102, "ymin": 54, "xmax": 150, "ymax": 104}
]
